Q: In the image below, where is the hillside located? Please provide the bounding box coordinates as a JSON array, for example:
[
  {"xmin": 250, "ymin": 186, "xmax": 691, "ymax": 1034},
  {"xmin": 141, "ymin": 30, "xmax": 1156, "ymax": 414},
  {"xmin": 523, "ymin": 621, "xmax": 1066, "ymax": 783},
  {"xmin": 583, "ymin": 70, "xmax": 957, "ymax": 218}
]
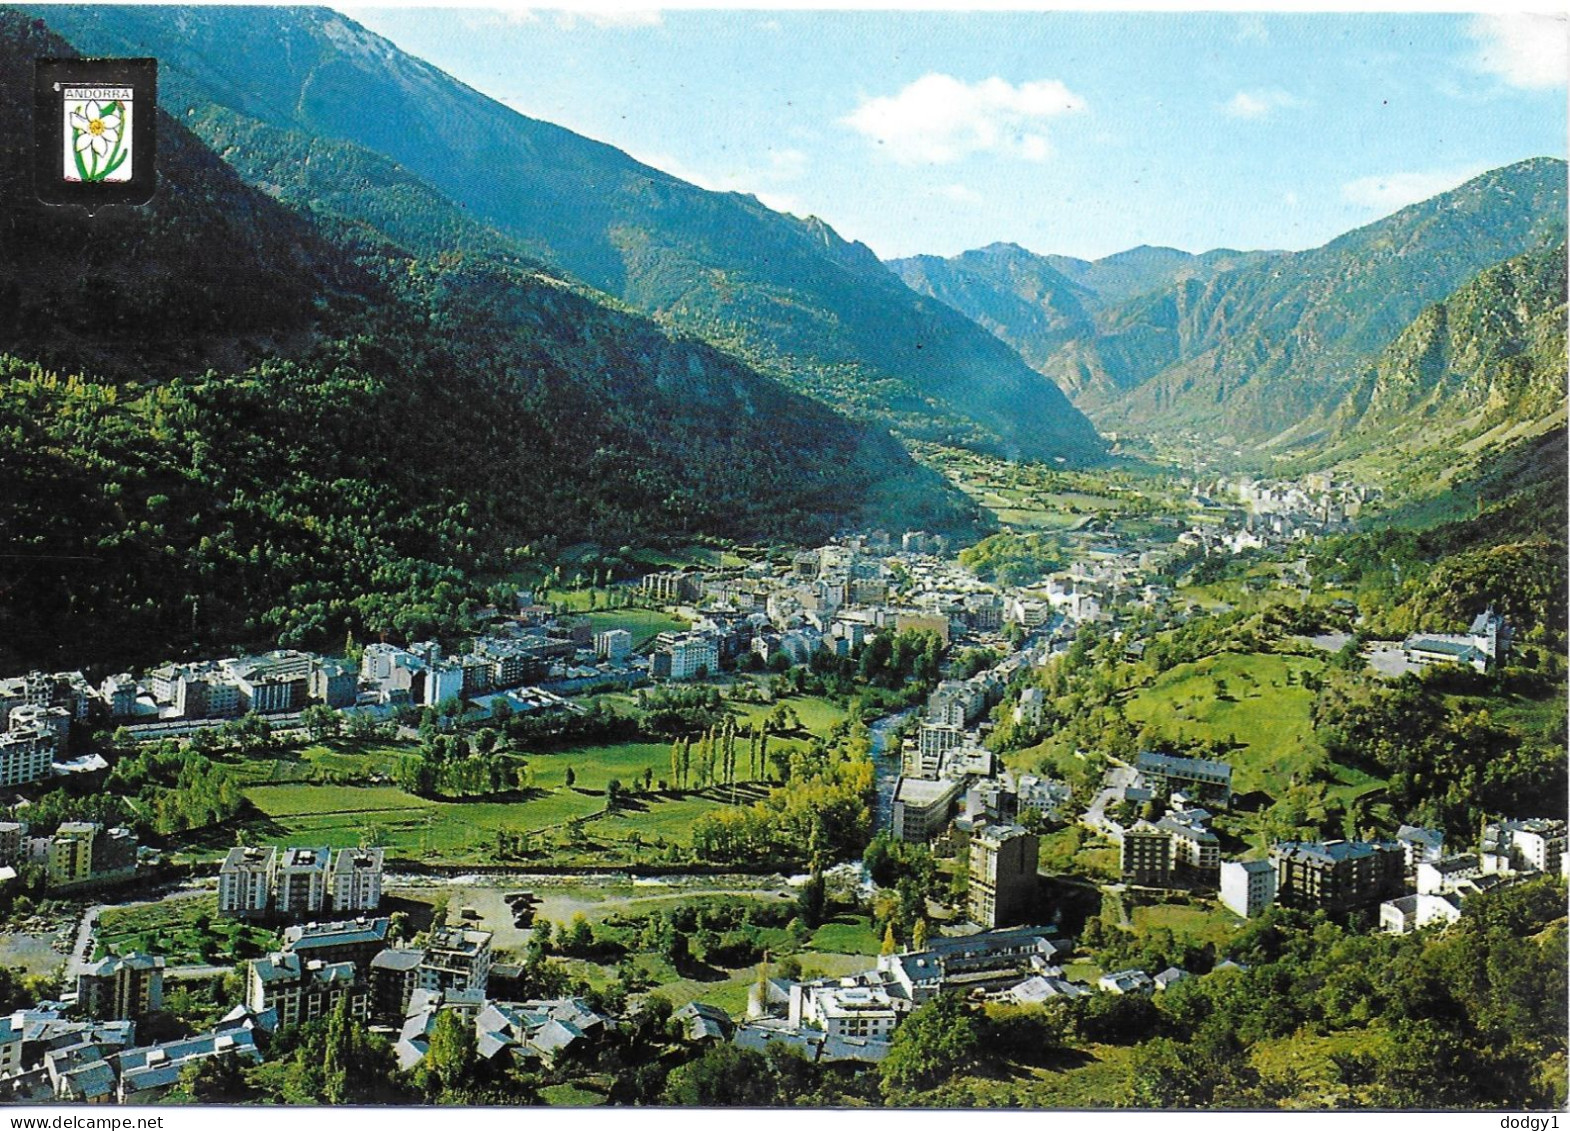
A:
[
  {"xmin": 1095, "ymin": 159, "xmax": 1567, "ymax": 445},
  {"xmin": 0, "ymin": 10, "xmax": 975, "ymax": 672},
  {"xmin": 896, "ymin": 161, "xmax": 1566, "ymax": 447},
  {"xmin": 40, "ymin": 4, "xmax": 1106, "ymax": 465},
  {"xmin": 1336, "ymin": 240, "xmax": 1567, "ymax": 438},
  {"xmin": 888, "ymin": 243, "xmax": 1280, "ymax": 405}
]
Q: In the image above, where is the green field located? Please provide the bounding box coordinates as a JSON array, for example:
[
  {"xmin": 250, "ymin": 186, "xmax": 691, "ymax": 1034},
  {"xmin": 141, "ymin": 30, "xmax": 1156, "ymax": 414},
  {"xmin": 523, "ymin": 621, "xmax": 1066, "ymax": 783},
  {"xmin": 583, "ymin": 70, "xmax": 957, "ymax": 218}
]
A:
[
  {"xmin": 1129, "ymin": 900, "xmax": 1247, "ymax": 949},
  {"xmin": 581, "ymin": 608, "xmax": 690, "ymax": 649},
  {"xmin": 224, "ymin": 738, "xmax": 785, "ymax": 865},
  {"xmin": 807, "ymin": 914, "xmax": 882, "ymax": 957},
  {"xmin": 726, "ymin": 695, "xmax": 850, "ymax": 736},
  {"xmin": 1123, "ymin": 651, "xmax": 1340, "ymax": 797},
  {"xmin": 206, "ymin": 691, "xmax": 857, "ymax": 867},
  {"xmin": 96, "ymin": 894, "xmax": 278, "ymax": 965}
]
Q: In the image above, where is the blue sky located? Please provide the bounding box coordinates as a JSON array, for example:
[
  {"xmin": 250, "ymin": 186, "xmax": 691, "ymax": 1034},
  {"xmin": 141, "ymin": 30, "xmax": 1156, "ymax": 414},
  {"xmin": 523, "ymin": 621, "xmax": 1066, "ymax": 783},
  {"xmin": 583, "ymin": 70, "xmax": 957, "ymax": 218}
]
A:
[{"xmin": 345, "ymin": 8, "xmax": 1567, "ymax": 260}]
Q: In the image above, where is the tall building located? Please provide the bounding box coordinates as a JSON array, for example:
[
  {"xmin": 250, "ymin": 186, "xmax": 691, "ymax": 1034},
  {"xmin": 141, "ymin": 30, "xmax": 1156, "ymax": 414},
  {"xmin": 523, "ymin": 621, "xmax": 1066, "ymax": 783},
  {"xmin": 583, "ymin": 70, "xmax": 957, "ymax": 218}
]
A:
[
  {"xmin": 1271, "ymin": 840, "xmax": 1404, "ymax": 913},
  {"xmin": 0, "ymin": 726, "xmax": 54, "ymax": 788},
  {"xmin": 891, "ymin": 777, "xmax": 965, "ymax": 844},
  {"xmin": 418, "ymin": 927, "xmax": 493, "ymax": 996},
  {"xmin": 0, "ymin": 821, "xmax": 24, "ymax": 865},
  {"xmin": 48, "ymin": 823, "xmax": 97, "ymax": 888},
  {"xmin": 1120, "ymin": 822, "xmax": 1172, "ymax": 887},
  {"xmin": 1482, "ymin": 818, "xmax": 1567, "ymax": 874},
  {"xmin": 968, "ymin": 824, "xmax": 1040, "ymax": 928},
  {"xmin": 1219, "ymin": 860, "xmax": 1277, "ymax": 918},
  {"xmin": 594, "ymin": 629, "xmax": 633, "ymax": 663},
  {"xmin": 247, "ymin": 952, "xmax": 369, "ymax": 1029},
  {"xmin": 273, "ymin": 847, "xmax": 330, "ymax": 917},
  {"xmin": 329, "ymin": 847, "xmax": 384, "ymax": 914},
  {"xmin": 218, "ymin": 846, "xmax": 276, "ymax": 919},
  {"xmin": 369, "ymin": 948, "xmax": 425, "ymax": 1022},
  {"xmin": 76, "ymin": 954, "xmax": 164, "ymax": 1021}
]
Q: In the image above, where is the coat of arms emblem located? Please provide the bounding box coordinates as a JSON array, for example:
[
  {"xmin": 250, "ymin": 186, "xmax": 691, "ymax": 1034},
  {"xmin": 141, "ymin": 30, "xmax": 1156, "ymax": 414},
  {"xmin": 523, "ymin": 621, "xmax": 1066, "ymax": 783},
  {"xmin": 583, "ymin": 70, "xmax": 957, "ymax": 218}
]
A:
[
  {"xmin": 34, "ymin": 57, "xmax": 157, "ymax": 208},
  {"xmin": 63, "ymin": 86, "xmax": 133, "ymax": 182}
]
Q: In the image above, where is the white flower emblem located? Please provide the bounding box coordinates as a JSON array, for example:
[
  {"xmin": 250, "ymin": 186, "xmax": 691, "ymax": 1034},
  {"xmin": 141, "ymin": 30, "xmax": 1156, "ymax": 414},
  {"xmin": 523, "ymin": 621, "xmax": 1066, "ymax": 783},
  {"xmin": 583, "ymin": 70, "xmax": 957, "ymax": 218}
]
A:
[
  {"xmin": 70, "ymin": 100, "xmax": 122, "ymax": 157},
  {"xmin": 67, "ymin": 98, "xmax": 129, "ymax": 182}
]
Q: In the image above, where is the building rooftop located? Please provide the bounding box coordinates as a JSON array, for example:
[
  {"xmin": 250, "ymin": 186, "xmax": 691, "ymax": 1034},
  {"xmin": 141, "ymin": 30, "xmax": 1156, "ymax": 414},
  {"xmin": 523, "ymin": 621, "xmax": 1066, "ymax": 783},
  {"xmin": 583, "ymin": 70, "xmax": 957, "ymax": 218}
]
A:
[
  {"xmin": 894, "ymin": 776, "xmax": 964, "ymax": 806},
  {"xmin": 1135, "ymin": 750, "xmax": 1233, "ymax": 782},
  {"xmin": 282, "ymin": 916, "xmax": 391, "ymax": 951}
]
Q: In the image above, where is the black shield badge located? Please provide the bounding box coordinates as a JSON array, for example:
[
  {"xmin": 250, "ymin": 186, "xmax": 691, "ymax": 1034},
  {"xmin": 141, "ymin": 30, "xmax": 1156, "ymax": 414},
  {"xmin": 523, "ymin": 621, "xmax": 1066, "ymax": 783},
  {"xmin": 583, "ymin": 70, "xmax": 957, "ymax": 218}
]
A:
[{"xmin": 34, "ymin": 57, "xmax": 157, "ymax": 209}]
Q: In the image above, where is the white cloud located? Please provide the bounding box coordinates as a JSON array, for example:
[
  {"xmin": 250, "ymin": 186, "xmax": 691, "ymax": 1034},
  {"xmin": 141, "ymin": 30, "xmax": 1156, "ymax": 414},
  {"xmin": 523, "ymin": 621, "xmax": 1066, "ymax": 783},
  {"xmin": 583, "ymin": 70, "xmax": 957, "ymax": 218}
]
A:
[
  {"xmin": 842, "ymin": 73, "xmax": 1085, "ymax": 165},
  {"xmin": 1282, "ymin": 191, "xmax": 1300, "ymax": 208},
  {"xmin": 1223, "ymin": 88, "xmax": 1304, "ymax": 120},
  {"xmin": 766, "ymin": 148, "xmax": 808, "ymax": 180},
  {"xmin": 1340, "ymin": 165, "xmax": 1491, "ymax": 212},
  {"xmin": 936, "ymin": 183, "xmax": 983, "ymax": 205},
  {"xmin": 552, "ymin": 8, "xmax": 662, "ymax": 30},
  {"xmin": 1468, "ymin": 13, "xmax": 1568, "ymax": 90}
]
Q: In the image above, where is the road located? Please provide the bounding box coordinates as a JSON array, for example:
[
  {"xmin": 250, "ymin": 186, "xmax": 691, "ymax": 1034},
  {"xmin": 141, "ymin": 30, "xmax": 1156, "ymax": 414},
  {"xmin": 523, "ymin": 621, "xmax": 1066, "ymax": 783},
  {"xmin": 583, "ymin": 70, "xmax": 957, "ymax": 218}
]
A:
[
  {"xmin": 1083, "ymin": 758, "xmax": 1136, "ymax": 843},
  {"xmin": 64, "ymin": 880, "xmax": 215, "ymax": 979}
]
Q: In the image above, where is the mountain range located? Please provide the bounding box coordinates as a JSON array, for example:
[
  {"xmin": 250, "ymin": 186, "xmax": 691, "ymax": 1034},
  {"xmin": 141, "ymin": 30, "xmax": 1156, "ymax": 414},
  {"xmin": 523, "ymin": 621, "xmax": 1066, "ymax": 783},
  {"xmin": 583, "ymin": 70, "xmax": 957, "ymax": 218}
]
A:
[
  {"xmin": 36, "ymin": 4, "xmax": 1104, "ymax": 465},
  {"xmin": 0, "ymin": 7, "xmax": 979, "ymax": 669},
  {"xmin": 892, "ymin": 160, "xmax": 1567, "ymax": 451},
  {"xmin": 0, "ymin": 3, "xmax": 1564, "ymax": 671}
]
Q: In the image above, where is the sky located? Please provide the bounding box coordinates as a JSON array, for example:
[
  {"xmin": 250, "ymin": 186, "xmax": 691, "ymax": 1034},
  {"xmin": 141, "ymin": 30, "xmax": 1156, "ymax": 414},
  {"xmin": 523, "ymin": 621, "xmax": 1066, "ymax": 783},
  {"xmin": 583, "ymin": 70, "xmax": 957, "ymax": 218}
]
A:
[{"xmin": 343, "ymin": 7, "xmax": 1568, "ymax": 261}]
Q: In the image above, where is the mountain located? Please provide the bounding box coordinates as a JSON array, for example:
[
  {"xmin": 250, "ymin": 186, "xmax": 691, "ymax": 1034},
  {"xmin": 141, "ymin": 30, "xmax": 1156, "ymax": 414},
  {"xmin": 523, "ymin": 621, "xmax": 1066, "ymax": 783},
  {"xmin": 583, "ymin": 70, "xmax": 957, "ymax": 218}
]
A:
[
  {"xmin": 894, "ymin": 161, "xmax": 1566, "ymax": 447},
  {"xmin": 1334, "ymin": 239, "xmax": 1567, "ymax": 439},
  {"xmin": 39, "ymin": 4, "xmax": 1105, "ymax": 464},
  {"xmin": 0, "ymin": 9, "xmax": 976, "ymax": 671},
  {"xmin": 888, "ymin": 242, "xmax": 1279, "ymax": 405}
]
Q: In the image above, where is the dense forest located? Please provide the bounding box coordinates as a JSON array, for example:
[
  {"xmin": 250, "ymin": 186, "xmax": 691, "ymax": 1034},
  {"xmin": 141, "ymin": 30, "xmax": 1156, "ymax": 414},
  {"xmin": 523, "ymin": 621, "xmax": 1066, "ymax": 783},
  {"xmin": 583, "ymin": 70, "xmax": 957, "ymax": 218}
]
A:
[{"xmin": 0, "ymin": 11, "xmax": 979, "ymax": 672}]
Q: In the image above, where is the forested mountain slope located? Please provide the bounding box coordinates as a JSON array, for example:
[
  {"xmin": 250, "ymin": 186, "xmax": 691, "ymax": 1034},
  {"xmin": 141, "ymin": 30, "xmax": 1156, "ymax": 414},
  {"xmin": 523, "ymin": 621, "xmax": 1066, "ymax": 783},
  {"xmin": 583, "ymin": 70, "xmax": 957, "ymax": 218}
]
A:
[
  {"xmin": 40, "ymin": 4, "xmax": 1105, "ymax": 464},
  {"xmin": 896, "ymin": 160, "xmax": 1565, "ymax": 447},
  {"xmin": 0, "ymin": 10, "xmax": 974, "ymax": 672}
]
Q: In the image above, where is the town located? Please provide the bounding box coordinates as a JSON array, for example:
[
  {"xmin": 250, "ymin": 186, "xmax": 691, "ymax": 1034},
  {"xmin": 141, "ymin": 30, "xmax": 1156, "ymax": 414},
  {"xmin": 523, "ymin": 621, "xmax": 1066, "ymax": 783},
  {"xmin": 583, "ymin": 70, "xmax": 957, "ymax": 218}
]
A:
[{"xmin": 0, "ymin": 454, "xmax": 1560, "ymax": 1108}]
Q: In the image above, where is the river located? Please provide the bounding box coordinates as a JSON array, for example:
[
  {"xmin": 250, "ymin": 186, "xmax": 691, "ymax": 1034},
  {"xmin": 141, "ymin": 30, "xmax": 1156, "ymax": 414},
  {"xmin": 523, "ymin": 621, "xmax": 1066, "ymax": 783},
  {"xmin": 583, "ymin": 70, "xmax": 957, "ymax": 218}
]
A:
[{"xmin": 869, "ymin": 708, "xmax": 916, "ymax": 832}]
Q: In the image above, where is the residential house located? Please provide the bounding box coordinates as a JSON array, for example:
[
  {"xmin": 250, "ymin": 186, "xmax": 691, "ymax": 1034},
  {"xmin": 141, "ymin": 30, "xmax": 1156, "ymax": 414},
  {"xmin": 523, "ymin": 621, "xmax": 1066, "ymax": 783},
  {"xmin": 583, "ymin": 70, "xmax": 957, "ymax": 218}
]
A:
[
  {"xmin": 675, "ymin": 1002, "xmax": 735, "ymax": 1043},
  {"xmin": 1379, "ymin": 893, "xmax": 1463, "ymax": 935},
  {"xmin": 1099, "ymin": 969, "xmax": 1155, "ymax": 995},
  {"xmin": 115, "ymin": 1028, "xmax": 262, "ymax": 1104}
]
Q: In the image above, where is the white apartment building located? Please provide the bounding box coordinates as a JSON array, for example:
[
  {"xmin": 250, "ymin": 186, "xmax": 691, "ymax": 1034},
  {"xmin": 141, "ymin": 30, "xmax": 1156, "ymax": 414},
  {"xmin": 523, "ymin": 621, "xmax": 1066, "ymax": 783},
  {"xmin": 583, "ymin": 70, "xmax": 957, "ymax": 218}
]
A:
[
  {"xmin": 1220, "ymin": 859, "xmax": 1277, "ymax": 918},
  {"xmin": 330, "ymin": 847, "xmax": 384, "ymax": 913}
]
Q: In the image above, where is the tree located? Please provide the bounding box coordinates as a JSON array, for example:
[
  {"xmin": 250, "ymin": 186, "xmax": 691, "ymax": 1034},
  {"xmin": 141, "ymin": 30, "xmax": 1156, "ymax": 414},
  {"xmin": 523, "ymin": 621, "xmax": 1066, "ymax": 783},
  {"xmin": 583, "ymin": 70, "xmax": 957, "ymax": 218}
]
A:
[
  {"xmin": 174, "ymin": 1049, "xmax": 252, "ymax": 1102},
  {"xmin": 420, "ymin": 1007, "xmax": 476, "ymax": 1098},
  {"xmin": 563, "ymin": 912, "xmax": 594, "ymax": 955},
  {"xmin": 301, "ymin": 703, "xmax": 342, "ymax": 742},
  {"xmin": 661, "ymin": 1044, "xmax": 776, "ymax": 1106},
  {"xmin": 881, "ymin": 922, "xmax": 898, "ymax": 956},
  {"xmin": 563, "ymin": 766, "xmax": 576, "ymax": 789},
  {"xmin": 880, "ymin": 994, "xmax": 984, "ymax": 1096},
  {"xmin": 912, "ymin": 917, "xmax": 930, "ymax": 951}
]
